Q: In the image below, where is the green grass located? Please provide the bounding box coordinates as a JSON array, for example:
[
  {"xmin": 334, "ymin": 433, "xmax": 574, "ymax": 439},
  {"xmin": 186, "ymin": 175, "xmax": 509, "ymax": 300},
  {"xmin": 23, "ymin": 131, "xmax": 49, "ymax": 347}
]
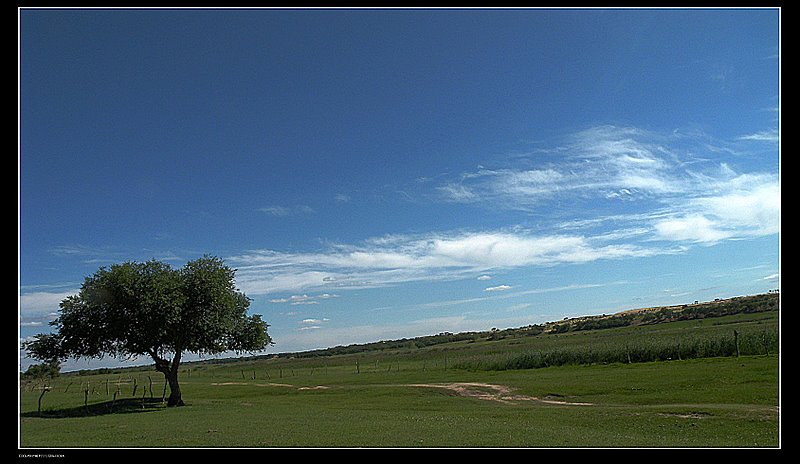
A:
[{"xmin": 19, "ymin": 311, "xmax": 780, "ymax": 448}]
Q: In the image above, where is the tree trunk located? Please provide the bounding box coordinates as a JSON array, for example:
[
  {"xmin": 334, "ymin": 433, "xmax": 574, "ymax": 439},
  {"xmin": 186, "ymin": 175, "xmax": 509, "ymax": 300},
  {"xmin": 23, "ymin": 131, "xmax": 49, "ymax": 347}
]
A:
[
  {"xmin": 165, "ymin": 371, "xmax": 184, "ymax": 407},
  {"xmin": 165, "ymin": 350, "xmax": 184, "ymax": 407},
  {"xmin": 149, "ymin": 348, "xmax": 185, "ymax": 407}
]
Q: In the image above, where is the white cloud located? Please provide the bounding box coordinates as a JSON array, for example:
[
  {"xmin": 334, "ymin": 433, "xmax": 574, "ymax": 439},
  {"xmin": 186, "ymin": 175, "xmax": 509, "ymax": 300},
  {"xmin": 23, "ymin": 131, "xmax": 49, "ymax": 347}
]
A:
[
  {"xmin": 258, "ymin": 205, "xmax": 315, "ymax": 216},
  {"xmin": 653, "ymin": 214, "xmax": 730, "ymax": 243},
  {"xmin": 430, "ymin": 125, "xmax": 779, "ymax": 245},
  {"xmin": 689, "ymin": 180, "xmax": 780, "ymax": 237},
  {"xmin": 484, "ymin": 285, "xmax": 512, "ymax": 292},
  {"xmin": 269, "ymin": 293, "xmax": 339, "ymax": 305},
  {"xmin": 762, "ymin": 273, "xmax": 779, "ymax": 282},
  {"xmin": 651, "ymin": 172, "xmax": 779, "ymax": 244},
  {"xmin": 229, "ymin": 126, "xmax": 778, "ymax": 297},
  {"xmin": 259, "ymin": 206, "xmax": 291, "ymax": 216},
  {"xmin": 738, "ymin": 129, "xmax": 779, "ymax": 143},
  {"xmin": 229, "ymin": 229, "xmax": 656, "ymax": 296},
  {"xmin": 20, "ymin": 321, "xmax": 44, "ymax": 327},
  {"xmin": 437, "ymin": 183, "xmax": 478, "ymax": 202},
  {"xmin": 19, "ymin": 290, "xmax": 76, "ymax": 318},
  {"xmin": 477, "ymin": 275, "xmax": 492, "ymax": 280}
]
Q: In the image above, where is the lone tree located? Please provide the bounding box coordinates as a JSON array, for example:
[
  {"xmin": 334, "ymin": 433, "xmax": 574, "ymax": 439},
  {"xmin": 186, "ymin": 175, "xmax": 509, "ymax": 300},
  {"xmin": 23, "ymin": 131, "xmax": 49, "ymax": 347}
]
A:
[{"xmin": 23, "ymin": 255, "xmax": 272, "ymax": 407}]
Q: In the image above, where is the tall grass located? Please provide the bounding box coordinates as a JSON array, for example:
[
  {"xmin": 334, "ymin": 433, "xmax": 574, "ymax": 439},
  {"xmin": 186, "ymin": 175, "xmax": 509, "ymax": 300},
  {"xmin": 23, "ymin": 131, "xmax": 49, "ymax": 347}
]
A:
[{"xmin": 452, "ymin": 327, "xmax": 778, "ymax": 371}]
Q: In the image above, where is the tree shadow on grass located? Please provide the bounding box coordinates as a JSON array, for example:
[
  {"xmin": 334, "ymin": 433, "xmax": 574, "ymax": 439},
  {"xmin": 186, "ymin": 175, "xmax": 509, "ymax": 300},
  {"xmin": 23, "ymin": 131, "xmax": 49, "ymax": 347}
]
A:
[{"xmin": 22, "ymin": 397, "xmax": 169, "ymax": 418}]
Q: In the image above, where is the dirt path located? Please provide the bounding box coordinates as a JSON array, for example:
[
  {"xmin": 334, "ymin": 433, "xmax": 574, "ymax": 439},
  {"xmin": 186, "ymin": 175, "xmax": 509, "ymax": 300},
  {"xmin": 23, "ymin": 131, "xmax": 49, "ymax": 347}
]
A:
[
  {"xmin": 405, "ymin": 382, "xmax": 593, "ymax": 406},
  {"xmin": 211, "ymin": 380, "xmax": 591, "ymax": 406}
]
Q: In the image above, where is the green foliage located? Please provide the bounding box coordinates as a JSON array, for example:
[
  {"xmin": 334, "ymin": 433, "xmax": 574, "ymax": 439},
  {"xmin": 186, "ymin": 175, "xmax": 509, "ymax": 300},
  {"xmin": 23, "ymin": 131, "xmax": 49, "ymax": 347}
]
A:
[
  {"xmin": 22, "ymin": 255, "xmax": 273, "ymax": 406},
  {"xmin": 24, "ymin": 256, "xmax": 271, "ymax": 363},
  {"xmin": 551, "ymin": 293, "xmax": 779, "ymax": 334},
  {"xmin": 22, "ymin": 361, "xmax": 60, "ymax": 380},
  {"xmin": 452, "ymin": 326, "xmax": 778, "ymax": 371}
]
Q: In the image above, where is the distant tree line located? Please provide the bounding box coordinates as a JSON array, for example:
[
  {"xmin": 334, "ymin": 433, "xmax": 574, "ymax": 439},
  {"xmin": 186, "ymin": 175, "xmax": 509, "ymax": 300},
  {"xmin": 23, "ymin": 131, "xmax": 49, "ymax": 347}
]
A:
[
  {"xmin": 549, "ymin": 293, "xmax": 778, "ymax": 334},
  {"xmin": 279, "ymin": 293, "xmax": 779, "ymax": 358}
]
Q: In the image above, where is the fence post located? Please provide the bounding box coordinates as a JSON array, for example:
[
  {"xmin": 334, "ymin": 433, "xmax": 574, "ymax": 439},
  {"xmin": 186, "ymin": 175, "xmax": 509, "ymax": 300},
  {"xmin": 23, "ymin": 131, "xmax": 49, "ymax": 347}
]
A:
[
  {"xmin": 734, "ymin": 330, "xmax": 740, "ymax": 357},
  {"xmin": 111, "ymin": 384, "xmax": 120, "ymax": 413},
  {"xmin": 37, "ymin": 386, "xmax": 50, "ymax": 417}
]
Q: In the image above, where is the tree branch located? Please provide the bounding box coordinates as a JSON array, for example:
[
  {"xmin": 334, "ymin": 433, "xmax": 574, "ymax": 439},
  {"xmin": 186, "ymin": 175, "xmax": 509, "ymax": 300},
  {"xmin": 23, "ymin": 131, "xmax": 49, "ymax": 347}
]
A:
[{"xmin": 147, "ymin": 348, "xmax": 170, "ymax": 374}]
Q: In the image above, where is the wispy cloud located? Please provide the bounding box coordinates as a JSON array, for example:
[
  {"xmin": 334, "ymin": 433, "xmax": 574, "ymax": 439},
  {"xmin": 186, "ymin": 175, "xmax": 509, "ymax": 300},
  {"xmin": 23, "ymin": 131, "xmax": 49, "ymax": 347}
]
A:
[
  {"xmin": 258, "ymin": 205, "xmax": 315, "ymax": 216},
  {"xmin": 270, "ymin": 293, "xmax": 339, "ymax": 305},
  {"xmin": 484, "ymin": 284, "xmax": 512, "ymax": 292},
  {"xmin": 436, "ymin": 125, "xmax": 779, "ymax": 244},
  {"xmin": 228, "ymin": 126, "xmax": 778, "ymax": 297},
  {"xmin": 228, "ymin": 229, "xmax": 659, "ymax": 296},
  {"xmin": 18, "ymin": 289, "xmax": 76, "ymax": 329},
  {"xmin": 298, "ymin": 317, "xmax": 330, "ymax": 331},
  {"xmin": 738, "ymin": 129, "xmax": 779, "ymax": 143}
]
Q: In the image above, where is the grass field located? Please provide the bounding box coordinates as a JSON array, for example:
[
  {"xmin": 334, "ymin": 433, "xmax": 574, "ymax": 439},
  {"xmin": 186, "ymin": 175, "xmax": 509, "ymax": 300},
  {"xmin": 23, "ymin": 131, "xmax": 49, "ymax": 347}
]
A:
[{"xmin": 19, "ymin": 311, "xmax": 780, "ymax": 448}]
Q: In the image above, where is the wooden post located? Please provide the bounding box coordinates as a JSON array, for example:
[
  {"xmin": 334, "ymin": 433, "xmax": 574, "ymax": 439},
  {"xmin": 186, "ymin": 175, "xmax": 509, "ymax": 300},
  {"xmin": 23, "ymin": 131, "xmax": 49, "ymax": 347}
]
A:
[
  {"xmin": 148, "ymin": 376, "xmax": 154, "ymax": 399},
  {"xmin": 132, "ymin": 377, "xmax": 138, "ymax": 397},
  {"xmin": 105, "ymin": 378, "xmax": 109, "ymax": 395},
  {"xmin": 37, "ymin": 386, "xmax": 50, "ymax": 417},
  {"xmin": 110, "ymin": 387, "xmax": 119, "ymax": 413},
  {"xmin": 64, "ymin": 381, "xmax": 73, "ymax": 393},
  {"xmin": 734, "ymin": 330, "xmax": 740, "ymax": 357}
]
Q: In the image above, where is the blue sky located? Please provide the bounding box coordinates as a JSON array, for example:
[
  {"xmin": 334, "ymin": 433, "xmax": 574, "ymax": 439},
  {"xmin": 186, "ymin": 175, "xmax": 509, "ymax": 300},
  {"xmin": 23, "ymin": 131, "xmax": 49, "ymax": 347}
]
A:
[{"xmin": 19, "ymin": 8, "xmax": 780, "ymax": 371}]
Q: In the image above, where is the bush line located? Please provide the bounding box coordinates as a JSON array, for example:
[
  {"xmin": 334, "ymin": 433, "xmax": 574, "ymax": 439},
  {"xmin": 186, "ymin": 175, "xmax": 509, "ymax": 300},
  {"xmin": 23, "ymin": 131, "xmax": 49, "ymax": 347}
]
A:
[{"xmin": 452, "ymin": 328, "xmax": 778, "ymax": 371}]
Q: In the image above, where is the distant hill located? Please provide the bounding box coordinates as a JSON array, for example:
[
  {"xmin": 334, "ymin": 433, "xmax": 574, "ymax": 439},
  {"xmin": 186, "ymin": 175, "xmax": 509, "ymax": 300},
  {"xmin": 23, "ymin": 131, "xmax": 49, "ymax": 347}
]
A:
[
  {"xmin": 245, "ymin": 291, "xmax": 779, "ymax": 361},
  {"xmin": 545, "ymin": 291, "xmax": 779, "ymax": 334}
]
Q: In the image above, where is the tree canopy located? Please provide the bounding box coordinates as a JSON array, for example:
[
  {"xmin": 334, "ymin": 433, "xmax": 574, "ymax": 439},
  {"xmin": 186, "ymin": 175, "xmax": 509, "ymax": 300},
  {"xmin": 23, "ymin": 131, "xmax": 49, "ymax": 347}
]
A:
[{"xmin": 24, "ymin": 255, "xmax": 272, "ymax": 406}]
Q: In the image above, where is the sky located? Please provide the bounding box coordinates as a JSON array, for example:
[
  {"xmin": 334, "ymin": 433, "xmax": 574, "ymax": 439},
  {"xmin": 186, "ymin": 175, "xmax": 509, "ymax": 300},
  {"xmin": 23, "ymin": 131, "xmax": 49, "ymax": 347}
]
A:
[{"xmin": 18, "ymin": 7, "xmax": 780, "ymax": 372}]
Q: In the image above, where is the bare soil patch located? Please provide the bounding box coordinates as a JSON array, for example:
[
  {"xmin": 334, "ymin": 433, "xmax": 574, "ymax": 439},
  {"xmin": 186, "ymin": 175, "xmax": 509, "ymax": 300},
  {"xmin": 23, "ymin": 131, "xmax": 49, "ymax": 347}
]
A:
[
  {"xmin": 406, "ymin": 382, "xmax": 593, "ymax": 406},
  {"xmin": 211, "ymin": 382, "xmax": 294, "ymax": 388},
  {"xmin": 211, "ymin": 380, "xmax": 591, "ymax": 405}
]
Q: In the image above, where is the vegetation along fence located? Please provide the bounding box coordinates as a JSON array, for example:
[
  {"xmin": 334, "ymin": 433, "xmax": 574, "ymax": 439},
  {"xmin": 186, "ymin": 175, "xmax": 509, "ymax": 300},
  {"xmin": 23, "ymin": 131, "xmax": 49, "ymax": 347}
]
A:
[{"xmin": 452, "ymin": 327, "xmax": 778, "ymax": 371}]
